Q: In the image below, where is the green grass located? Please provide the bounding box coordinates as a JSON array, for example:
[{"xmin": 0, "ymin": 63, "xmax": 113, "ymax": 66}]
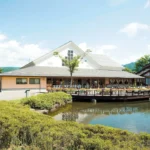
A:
[{"xmin": 0, "ymin": 100, "xmax": 150, "ymax": 150}]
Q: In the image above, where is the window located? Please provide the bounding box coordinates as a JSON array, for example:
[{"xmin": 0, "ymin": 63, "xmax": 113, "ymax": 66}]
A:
[
  {"xmin": 16, "ymin": 78, "xmax": 27, "ymax": 84},
  {"xmin": 29, "ymin": 78, "xmax": 40, "ymax": 84},
  {"xmin": 62, "ymin": 50, "xmax": 74, "ymax": 66},
  {"xmin": 68, "ymin": 50, "xmax": 73, "ymax": 60},
  {"xmin": 146, "ymin": 78, "xmax": 150, "ymax": 85}
]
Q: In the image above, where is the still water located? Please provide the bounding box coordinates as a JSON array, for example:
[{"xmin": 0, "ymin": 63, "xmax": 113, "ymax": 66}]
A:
[{"xmin": 53, "ymin": 101, "xmax": 150, "ymax": 133}]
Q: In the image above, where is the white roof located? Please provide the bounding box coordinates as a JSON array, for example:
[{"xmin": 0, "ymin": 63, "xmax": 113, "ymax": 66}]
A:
[
  {"xmin": 88, "ymin": 54, "xmax": 123, "ymax": 68},
  {"xmin": 21, "ymin": 41, "xmax": 123, "ymax": 70},
  {"xmin": 0, "ymin": 66, "xmax": 143, "ymax": 78}
]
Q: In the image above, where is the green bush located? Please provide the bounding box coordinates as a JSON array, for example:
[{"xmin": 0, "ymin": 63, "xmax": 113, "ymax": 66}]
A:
[
  {"xmin": 0, "ymin": 101, "xmax": 150, "ymax": 150},
  {"xmin": 20, "ymin": 92, "xmax": 72, "ymax": 110}
]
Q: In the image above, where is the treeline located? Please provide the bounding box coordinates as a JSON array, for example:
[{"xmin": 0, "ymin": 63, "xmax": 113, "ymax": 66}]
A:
[
  {"xmin": 0, "ymin": 67, "xmax": 19, "ymax": 73},
  {"xmin": 123, "ymin": 54, "xmax": 150, "ymax": 73}
]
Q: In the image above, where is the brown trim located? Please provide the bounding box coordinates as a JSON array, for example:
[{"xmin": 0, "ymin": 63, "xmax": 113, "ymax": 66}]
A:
[{"xmin": 140, "ymin": 69, "xmax": 150, "ymax": 76}]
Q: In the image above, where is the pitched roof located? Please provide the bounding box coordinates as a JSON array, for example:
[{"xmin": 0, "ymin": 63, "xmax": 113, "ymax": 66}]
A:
[
  {"xmin": 21, "ymin": 41, "xmax": 123, "ymax": 70},
  {"xmin": 21, "ymin": 41, "xmax": 85, "ymax": 68},
  {"xmin": 88, "ymin": 54, "xmax": 123, "ymax": 69},
  {"xmin": 0, "ymin": 66, "xmax": 143, "ymax": 78}
]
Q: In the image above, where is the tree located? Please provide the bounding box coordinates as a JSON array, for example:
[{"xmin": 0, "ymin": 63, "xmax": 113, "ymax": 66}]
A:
[
  {"xmin": 53, "ymin": 52, "xmax": 81, "ymax": 87},
  {"xmin": 135, "ymin": 55, "xmax": 150, "ymax": 72},
  {"xmin": 53, "ymin": 50, "xmax": 91, "ymax": 87},
  {"xmin": 123, "ymin": 67, "xmax": 133, "ymax": 73},
  {"xmin": 0, "ymin": 68, "xmax": 2, "ymax": 73}
]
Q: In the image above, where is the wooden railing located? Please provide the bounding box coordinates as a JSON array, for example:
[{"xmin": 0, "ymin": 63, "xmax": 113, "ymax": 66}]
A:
[{"xmin": 68, "ymin": 89, "xmax": 150, "ymax": 97}]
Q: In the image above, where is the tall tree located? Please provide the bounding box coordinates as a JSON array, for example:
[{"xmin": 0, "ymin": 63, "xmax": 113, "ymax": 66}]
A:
[
  {"xmin": 53, "ymin": 51, "xmax": 81, "ymax": 87},
  {"xmin": 135, "ymin": 55, "xmax": 150, "ymax": 72},
  {"xmin": 123, "ymin": 67, "xmax": 133, "ymax": 73},
  {"xmin": 0, "ymin": 68, "xmax": 2, "ymax": 73}
]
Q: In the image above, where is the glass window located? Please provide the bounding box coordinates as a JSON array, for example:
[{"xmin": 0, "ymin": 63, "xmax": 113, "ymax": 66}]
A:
[
  {"xmin": 62, "ymin": 50, "xmax": 74, "ymax": 66},
  {"xmin": 16, "ymin": 78, "xmax": 27, "ymax": 84},
  {"xmin": 146, "ymin": 78, "xmax": 150, "ymax": 85},
  {"xmin": 29, "ymin": 78, "xmax": 40, "ymax": 84}
]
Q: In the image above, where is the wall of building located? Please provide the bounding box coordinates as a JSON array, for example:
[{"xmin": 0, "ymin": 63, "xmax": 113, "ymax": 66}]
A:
[
  {"xmin": 0, "ymin": 76, "xmax": 47, "ymax": 100},
  {"xmin": 1, "ymin": 76, "xmax": 47, "ymax": 90},
  {"xmin": 37, "ymin": 47, "xmax": 95, "ymax": 69}
]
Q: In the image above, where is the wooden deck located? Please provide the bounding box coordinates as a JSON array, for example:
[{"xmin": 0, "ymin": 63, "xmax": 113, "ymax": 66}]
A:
[{"xmin": 71, "ymin": 90, "xmax": 150, "ymax": 102}]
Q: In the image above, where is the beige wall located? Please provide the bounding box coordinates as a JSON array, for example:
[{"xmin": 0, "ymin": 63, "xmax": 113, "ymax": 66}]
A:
[{"xmin": 2, "ymin": 76, "xmax": 46, "ymax": 90}]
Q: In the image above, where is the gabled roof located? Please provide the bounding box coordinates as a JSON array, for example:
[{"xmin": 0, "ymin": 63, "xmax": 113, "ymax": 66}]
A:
[
  {"xmin": 21, "ymin": 41, "xmax": 123, "ymax": 70},
  {"xmin": 137, "ymin": 63, "xmax": 150, "ymax": 76},
  {"xmin": 22, "ymin": 41, "xmax": 90, "ymax": 68},
  {"xmin": 88, "ymin": 54, "xmax": 123, "ymax": 69},
  {"xmin": 0, "ymin": 66, "xmax": 143, "ymax": 78}
]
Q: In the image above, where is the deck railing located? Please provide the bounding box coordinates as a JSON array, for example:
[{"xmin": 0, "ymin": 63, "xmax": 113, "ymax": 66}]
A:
[{"xmin": 68, "ymin": 89, "xmax": 150, "ymax": 97}]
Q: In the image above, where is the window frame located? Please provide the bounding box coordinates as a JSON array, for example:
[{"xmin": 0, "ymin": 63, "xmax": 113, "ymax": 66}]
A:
[
  {"xmin": 29, "ymin": 78, "xmax": 40, "ymax": 84},
  {"xmin": 16, "ymin": 78, "xmax": 28, "ymax": 84}
]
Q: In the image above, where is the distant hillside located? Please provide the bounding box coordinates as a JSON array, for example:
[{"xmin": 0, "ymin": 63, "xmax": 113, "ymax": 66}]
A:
[
  {"xmin": 123, "ymin": 62, "xmax": 135, "ymax": 71},
  {"xmin": 0, "ymin": 67, "xmax": 20, "ymax": 73}
]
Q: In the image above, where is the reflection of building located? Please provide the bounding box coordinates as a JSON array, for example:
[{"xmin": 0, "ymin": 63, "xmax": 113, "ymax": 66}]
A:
[
  {"xmin": 62, "ymin": 112, "xmax": 78, "ymax": 121},
  {"xmin": 137, "ymin": 63, "xmax": 150, "ymax": 85},
  {"xmin": 0, "ymin": 41, "xmax": 143, "ymax": 95}
]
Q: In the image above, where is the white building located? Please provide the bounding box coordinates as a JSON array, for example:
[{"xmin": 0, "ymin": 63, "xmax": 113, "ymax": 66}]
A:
[{"xmin": 0, "ymin": 41, "xmax": 143, "ymax": 97}]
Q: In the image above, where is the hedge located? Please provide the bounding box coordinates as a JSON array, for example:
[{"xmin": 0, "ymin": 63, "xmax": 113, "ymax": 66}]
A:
[
  {"xmin": 0, "ymin": 101, "xmax": 150, "ymax": 150},
  {"xmin": 20, "ymin": 92, "xmax": 72, "ymax": 110}
]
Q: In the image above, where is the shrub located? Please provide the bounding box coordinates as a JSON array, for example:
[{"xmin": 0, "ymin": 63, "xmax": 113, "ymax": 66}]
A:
[
  {"xmin": 0, "ymin": 101, "xmax": 150, "ymax": 150},
  {"xmin": 20, "ymin": 92, "xmax": 72, "ymax": 110}
]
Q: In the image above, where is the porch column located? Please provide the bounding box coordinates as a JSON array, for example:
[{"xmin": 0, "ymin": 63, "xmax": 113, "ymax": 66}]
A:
[
  {"xmin": 90, "ymin": 78, "xmax": 92, "ymax": 88},
  {"xmin": 98, "ymin": 79, "xmax": 99, "ymax": 88},
  {"xmin": 105, "ymin": 78, "xmax": 109, "ymax": 87}
]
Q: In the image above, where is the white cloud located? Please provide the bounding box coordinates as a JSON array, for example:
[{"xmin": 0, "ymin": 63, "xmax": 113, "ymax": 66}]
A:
[
  {"xmin": 78, "ymin": 42, "xmax": 88, "ymax": 52},
  {"xmin": 0, "ymin": 34, "xmax": 7, "ymax": 41},
  {"xmin": 0, "ymin": 34, "xmax": 49, "ymax": 66},
  {"xmin": 95, "ymin": 45, "xmax": 117, "ymax": 54},
  {"xmin": 78, "ymin": 42, "xmax": 150, "ymax": 65},
  {"xmin": 79, "ymin": 42, "xmax": 117, "ymax": 55},
  {"xmin": 144, "ymin": 0, "xmax": 150, "ymax": 8},
  {"xmin": 120, "ymin": 22, "xmax": 150, "ymax": 37}
]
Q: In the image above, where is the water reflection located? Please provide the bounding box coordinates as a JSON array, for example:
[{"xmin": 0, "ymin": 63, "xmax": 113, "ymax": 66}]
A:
[
  {"xmin": 62, "ymin": 112, "xmax": 78, "ymax": 121},
  {"xmin": 53, "ymin": 101, "xmax": 150, "ymax": 133}
]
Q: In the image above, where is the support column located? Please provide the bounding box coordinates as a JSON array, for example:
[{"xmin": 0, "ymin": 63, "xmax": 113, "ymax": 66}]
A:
[
  {"xmin": 90, "ymin": 78, "xmax": 92, "ymax": 89},
  {"xmin": 105, "ymin": 78, "xmax": 109, "ymax": 87},
  {"xmin": 98, "ymin": 79, "xmax": 100, "ymax": 88}
]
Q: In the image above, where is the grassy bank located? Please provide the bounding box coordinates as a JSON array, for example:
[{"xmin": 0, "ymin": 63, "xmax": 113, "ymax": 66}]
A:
[
  {"xmin": 20, "ymin": 92, "xmax": 72, "ymax": 110},
  {"xmin": 0, "ymin": 101, "xmax": 150, "ymax": 150}
]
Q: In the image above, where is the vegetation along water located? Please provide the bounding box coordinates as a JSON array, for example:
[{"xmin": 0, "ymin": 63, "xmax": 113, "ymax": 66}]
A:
[{"xmin": 0, "ymin": 92, "xmax": 150, "ymax": 149}]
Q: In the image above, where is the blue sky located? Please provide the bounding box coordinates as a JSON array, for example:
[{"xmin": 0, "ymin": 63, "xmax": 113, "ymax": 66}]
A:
[{"xmin": 0, "ymin": 0, "xmax": 150, "ymax": 66}]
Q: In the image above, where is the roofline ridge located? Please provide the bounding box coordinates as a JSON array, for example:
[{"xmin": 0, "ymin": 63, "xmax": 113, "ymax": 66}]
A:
[{"xmin": 21, "ymin": 41, "xmax": 73, "ymax": 69}]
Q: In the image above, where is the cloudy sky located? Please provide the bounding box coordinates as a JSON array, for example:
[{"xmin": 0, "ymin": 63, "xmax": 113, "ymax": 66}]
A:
[{"xmin": 0, "ymin": 0, "xmax": 150, "ymax": 66}]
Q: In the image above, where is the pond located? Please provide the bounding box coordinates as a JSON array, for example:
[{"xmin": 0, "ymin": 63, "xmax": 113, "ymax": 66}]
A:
[{"xmin": 52, "ymin": 101, "xmax": 150, "ymax": 133}]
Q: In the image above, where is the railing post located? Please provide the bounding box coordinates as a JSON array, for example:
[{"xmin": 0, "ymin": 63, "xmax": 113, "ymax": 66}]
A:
[
  {"xmin": 94, "ymin": 90, "xmax": 95, "ymax": 96},
  {"xmin": 118, "ymin": 89, "xmax": 119, "ymax": 96},
  {"xmin": 102, "ymin": 89, "xmax": 104, "ymax": 96}
]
